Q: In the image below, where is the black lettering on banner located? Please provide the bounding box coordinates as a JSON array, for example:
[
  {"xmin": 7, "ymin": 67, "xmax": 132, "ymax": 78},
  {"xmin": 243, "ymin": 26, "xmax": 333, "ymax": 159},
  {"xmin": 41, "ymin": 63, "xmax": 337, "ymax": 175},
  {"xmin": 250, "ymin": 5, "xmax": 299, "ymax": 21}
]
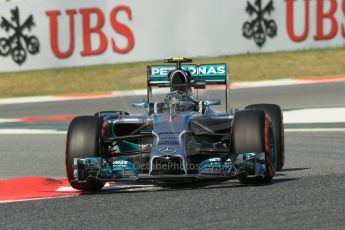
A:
[
  {"xmin": 0, "ymin": 7, "xmax": 40, "ymax": 65},
  {"xmin": 242, "ymin": 0, "xmax": 277, "ymax": 47}
]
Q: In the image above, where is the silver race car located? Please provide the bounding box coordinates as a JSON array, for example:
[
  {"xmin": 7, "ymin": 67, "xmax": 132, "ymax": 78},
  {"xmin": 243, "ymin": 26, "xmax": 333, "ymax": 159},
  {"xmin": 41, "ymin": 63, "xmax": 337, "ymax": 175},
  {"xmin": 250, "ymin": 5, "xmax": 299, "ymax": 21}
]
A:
[{"xmin": 65, "ymin": 57, "xmax": 284, "ymax": 191}]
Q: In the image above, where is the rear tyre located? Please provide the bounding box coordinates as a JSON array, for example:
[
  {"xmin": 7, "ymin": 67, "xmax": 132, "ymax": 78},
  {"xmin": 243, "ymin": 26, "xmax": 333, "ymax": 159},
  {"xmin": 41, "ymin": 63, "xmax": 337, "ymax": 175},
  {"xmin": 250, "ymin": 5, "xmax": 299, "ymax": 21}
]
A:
[
  {"xmin": 232, "ymin": 110, "xmax": 277, "ymax": 184},
  {"xmin": 65, "ymin": 116, "xmax": 105, "ymax": 191},
  {"xmin": 245, "ymin": 104, "xmax": 284, "ymax": 171}
]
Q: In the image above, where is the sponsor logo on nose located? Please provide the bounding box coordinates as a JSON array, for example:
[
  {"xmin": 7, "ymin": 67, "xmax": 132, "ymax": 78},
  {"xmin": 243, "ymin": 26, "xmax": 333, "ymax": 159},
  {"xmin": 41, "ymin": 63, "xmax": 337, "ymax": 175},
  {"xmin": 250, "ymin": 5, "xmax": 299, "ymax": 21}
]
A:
[{"xmin": 158, "ymin": 146, "xmax": 177, "ymax": 154}]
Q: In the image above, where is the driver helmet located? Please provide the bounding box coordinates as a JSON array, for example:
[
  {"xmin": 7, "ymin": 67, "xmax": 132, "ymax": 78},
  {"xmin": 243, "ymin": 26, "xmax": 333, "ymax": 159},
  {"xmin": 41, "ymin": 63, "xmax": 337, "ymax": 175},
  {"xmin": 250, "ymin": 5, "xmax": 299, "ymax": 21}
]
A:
[{"xmin": 168, "ymin": 69, "xmax": 192, "ymax": 93}]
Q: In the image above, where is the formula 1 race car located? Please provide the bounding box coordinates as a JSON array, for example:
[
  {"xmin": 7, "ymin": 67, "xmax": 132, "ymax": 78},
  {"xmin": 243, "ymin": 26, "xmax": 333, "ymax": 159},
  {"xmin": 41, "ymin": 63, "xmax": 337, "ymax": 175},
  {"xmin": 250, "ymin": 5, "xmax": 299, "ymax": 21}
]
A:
[{"xmin": 65, "ymin": 57, "xmax": 285, "ymax": 191}]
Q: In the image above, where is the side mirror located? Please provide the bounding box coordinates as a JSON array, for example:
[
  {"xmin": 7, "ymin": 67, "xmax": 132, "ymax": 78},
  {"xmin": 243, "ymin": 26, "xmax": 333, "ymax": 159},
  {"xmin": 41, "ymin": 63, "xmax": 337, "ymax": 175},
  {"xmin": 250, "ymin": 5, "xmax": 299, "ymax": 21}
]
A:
[
  {"xmin": 204, "ymin": 99, "xmax": 221, "ymax": 106},
  {"xmin": 131, "ymin": 101, "xmax": 148, "ymax": 108},
  {"xmin": 193, "ymin": 80, "xmax": 206, "ymax": 89}
]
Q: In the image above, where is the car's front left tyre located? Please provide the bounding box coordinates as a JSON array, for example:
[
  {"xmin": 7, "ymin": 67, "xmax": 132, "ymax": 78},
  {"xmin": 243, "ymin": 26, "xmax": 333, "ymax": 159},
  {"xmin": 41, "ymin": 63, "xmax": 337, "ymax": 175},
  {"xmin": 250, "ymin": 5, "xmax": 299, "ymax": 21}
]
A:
[
  {"xmin": 245, "ymin": 104, "xmax": 284, "ymax": 171},
  {"xmin": 232, "ymin": 110, "xmax": 277, "ymax": 184}
]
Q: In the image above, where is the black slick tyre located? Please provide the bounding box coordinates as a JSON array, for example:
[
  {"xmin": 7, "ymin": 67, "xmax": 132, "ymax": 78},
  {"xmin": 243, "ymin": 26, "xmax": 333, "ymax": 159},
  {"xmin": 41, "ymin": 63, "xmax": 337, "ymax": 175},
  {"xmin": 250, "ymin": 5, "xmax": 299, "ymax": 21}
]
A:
[
  {"xmin": 245, "ymin": 104, "xmax": 285, "ymax": 171},
  {"xmin": 232, "ymin": 110, "xmax": 277, "ymax": 184},
  {"xmin": 65, "ymin": 116, "xmax": 105, "ymax": 191}
]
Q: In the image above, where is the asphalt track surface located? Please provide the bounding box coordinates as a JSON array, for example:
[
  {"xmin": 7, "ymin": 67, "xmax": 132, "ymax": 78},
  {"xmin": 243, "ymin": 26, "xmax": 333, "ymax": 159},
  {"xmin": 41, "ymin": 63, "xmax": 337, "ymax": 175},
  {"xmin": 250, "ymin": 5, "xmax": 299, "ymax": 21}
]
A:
[{"xmin": 1, "ymin": 82, "xmax": 345, "ymax": 229}]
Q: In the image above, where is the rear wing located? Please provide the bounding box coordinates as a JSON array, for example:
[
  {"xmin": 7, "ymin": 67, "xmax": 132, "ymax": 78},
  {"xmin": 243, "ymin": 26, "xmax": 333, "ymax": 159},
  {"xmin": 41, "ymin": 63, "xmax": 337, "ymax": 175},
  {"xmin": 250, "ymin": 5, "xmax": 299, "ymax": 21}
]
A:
[{"xmin": 147, "ymin": 64, "xmax": 228, "ymax": 87}]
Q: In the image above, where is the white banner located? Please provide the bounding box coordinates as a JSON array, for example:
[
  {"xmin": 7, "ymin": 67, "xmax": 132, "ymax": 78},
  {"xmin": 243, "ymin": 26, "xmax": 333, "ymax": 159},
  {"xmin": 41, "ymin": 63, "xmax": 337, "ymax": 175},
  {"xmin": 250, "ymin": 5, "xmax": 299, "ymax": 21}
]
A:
[{"xmin": 0, "ymin": 0, "xmax": 344, "ymax": 72}]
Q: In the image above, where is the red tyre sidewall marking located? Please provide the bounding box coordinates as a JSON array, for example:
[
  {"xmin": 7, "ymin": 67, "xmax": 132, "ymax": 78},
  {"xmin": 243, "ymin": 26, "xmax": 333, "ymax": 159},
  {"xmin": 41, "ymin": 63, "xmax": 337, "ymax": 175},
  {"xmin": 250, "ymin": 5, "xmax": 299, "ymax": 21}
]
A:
[
  {"xmin": 65, "ymin": 132, "xmax": 70, "ymax": 183},
  {"xmin": 264, "ymin": 113, "xmax": 274, "ymax": 177},
  {"xmin": 281, "ymin": 111, "xmax": 285, "ymax": 167}
]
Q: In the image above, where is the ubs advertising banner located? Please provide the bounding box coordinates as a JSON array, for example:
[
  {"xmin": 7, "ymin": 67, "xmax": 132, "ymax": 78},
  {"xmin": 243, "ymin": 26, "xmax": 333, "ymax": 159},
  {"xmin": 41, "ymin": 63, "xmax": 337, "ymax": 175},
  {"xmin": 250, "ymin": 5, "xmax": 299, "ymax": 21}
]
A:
[{"xmin": 0, "ymin": 0, "xmax": 345, "ymax": 72}]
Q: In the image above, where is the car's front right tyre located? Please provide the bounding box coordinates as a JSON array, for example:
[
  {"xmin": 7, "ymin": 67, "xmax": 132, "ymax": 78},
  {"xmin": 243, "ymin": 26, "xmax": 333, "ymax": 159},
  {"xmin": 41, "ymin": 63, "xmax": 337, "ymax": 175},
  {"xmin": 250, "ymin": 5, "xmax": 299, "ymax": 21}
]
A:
[{"xmin": 65, "ymin": 116, "xmax": 105, "ymax": 191}]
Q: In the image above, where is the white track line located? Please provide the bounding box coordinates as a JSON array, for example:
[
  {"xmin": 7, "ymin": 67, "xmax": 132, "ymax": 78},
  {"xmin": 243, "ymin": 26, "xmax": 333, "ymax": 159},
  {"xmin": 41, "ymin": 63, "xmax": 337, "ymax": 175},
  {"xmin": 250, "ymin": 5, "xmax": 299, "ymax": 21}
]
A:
[
  {"xmin": 0, "ymin": 129, "xmax": 67, "ymax": 134},
  {"xmin": 284, "ymin": 108, "xmax": 345, "ymax": 124},
  {"xmin": 0, "ymin": 195, "xmax": 77, "ymax": 204},
  {"xmin": 0, "ymin": 118, "xmax": 18, "ymax": 123},
  {"xmin": 285, "ymin": 128, "xmax": 345, "ymax": 132}
]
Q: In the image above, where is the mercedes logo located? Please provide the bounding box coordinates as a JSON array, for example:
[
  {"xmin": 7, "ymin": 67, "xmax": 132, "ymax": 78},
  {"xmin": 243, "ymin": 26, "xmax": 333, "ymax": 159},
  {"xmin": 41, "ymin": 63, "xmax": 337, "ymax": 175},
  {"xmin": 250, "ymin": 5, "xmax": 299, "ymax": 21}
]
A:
[{"xmin": 158, "ymin": 146, "xmax": 177, "ymax": 154}]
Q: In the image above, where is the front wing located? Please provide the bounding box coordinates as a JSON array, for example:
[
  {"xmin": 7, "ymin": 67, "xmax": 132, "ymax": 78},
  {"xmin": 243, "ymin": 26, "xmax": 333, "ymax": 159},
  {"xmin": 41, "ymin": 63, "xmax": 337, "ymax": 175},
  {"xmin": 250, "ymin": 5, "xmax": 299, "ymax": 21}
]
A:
[{"xmin": 72, "ymin": 152, "xmax": 267, "ymax": 184}]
